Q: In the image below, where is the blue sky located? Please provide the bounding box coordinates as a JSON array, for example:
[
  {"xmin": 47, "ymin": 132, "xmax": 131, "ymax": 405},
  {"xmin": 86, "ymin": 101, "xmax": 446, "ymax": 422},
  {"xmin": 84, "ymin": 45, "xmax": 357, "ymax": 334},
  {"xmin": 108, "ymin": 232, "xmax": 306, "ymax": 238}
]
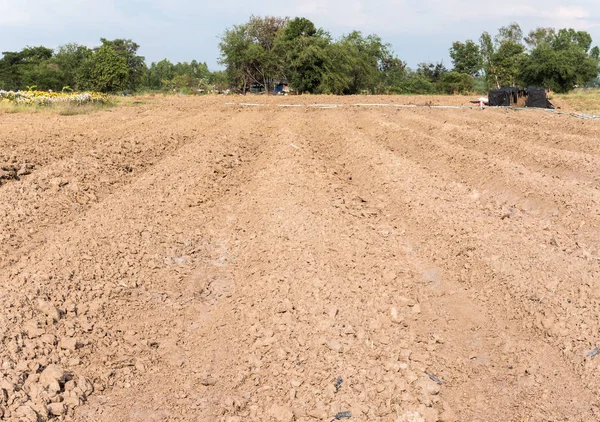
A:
[{"xmin": 1, "ymin": 0, "xmax": 599, "ymax": 70}]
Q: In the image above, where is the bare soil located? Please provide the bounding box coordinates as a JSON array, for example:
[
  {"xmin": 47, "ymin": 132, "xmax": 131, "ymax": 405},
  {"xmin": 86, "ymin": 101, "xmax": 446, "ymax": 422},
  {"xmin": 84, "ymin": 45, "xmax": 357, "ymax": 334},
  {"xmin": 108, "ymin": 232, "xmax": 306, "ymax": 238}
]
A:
[{"xmin": 1, "ymin": 96, "xmax": 600, "ymax": 422}]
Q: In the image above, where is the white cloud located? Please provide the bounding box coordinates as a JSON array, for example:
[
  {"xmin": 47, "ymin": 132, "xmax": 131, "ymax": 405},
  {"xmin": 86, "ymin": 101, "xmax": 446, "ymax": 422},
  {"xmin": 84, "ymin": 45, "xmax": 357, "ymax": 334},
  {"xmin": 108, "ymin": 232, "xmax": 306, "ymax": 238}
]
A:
[
  {"xmin": 282, "ymin": 0, "xmax": 599, "ymax": 35},
  {"xmin": 0, "ymin": 0, "xmax": 32, "ymax": 25},
  {"xmin": 1, "ymin": 0, "xmax": 599, "ymax": 67},
  {"xmin": 557, "ymin": 6, "xmax": 590, "ymax": 19},
  {"xmin": 2, "ymin": 0, "xmax": 598, "ymax": 34},
  {"xmin": 0, "ymin": 0, "xmax": 167, "ymax": 29}
]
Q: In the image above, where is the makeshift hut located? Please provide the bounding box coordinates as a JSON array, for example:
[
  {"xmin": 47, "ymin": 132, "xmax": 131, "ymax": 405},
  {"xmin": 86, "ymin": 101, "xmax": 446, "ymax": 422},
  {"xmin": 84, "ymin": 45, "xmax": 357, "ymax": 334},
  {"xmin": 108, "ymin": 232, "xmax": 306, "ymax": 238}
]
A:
[
  {"xmin": 501, "ymin": 86, "xmax": 518, "ymax": 104},
  {"xmin": 488, "ymin": 89, "xmax": 511, "ymax": 107},
  {"xmin": 526, "ymin": 87, "xmax": 554, "ymax": 109}
]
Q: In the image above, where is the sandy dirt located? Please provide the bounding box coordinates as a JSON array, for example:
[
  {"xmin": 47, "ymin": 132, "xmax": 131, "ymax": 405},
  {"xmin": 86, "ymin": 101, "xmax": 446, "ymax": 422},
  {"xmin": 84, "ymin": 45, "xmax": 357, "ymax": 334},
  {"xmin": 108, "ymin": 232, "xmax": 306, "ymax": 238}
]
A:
[{"xmin": 1, "ymin": 95, "xmax": 600, "ymax": 421}]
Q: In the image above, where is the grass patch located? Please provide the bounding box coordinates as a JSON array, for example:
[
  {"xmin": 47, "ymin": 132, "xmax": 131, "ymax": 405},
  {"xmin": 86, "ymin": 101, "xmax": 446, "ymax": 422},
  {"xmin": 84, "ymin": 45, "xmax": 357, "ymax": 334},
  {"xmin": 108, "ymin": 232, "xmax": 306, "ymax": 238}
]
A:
[
  {"xmin": 555, "ymin": 89, "xmax": 600, "ymax": 114},
  {"xmin": 0, "ymin": 99, "xmax": 115, "ymax": 115},
  {"xmin": 0, "ymin": 102, "xmax": 38, "ymax": 114},
  {"xmin": 57, "ymin": 102, "xmax": 115, "ymax": 116}
]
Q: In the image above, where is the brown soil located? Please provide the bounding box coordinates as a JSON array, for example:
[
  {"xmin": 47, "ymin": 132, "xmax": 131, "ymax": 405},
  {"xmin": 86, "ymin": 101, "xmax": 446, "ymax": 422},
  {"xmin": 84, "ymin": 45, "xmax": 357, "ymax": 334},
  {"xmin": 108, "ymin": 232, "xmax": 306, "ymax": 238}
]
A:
[{"xmin": 1, "ymin": 96, "xmax": 600, "ymax": 422}]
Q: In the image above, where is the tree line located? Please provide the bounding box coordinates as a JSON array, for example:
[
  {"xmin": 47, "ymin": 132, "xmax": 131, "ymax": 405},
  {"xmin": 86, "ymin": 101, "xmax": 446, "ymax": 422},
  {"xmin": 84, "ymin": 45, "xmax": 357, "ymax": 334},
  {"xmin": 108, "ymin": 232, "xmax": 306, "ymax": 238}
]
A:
[
  {"xmin": 220, "ymin": 17, "xmax": 600, "ymax": 94},
  {"xmin": 1, "ymin": 17, "xmax": 598, "ymax": 95},
  {"xmin": 0, "ymin": 38, "xmax": 226, "ymax": 94}
]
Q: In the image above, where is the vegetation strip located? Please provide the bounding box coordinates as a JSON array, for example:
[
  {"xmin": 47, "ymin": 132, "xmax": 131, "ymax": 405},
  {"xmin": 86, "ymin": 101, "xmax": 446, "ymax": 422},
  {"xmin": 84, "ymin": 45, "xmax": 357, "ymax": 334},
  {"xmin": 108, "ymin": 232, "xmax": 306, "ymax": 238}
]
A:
[{"xmin": 1, "ymin": 19, "xmax": 599, "ymax": 96}]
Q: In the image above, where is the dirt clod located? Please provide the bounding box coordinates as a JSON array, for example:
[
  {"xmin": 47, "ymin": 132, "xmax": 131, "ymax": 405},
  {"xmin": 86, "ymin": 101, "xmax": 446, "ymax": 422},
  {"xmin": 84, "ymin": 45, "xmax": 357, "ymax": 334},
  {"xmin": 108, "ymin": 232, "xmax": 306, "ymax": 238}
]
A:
[
  {"xmin": 48, "ymin": 402, "xmax": 67, "ymax": 416},
  {"xmin": 269, "ymin": 404, "xmax": 294, "ymax": 421}
]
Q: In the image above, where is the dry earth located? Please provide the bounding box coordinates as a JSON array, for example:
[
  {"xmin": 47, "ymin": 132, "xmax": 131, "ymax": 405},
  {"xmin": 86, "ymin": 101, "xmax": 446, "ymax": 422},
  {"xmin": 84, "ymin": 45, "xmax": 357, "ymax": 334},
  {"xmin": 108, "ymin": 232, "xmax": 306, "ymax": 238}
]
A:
[{"xmin": 1, "ymin": 95, "xmax": 600, "ymax": 421}]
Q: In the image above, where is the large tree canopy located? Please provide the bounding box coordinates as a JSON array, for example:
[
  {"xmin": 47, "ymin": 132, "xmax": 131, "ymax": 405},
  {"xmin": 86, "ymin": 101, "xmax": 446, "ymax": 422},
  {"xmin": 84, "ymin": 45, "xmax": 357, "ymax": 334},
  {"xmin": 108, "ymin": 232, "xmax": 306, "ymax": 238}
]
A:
[
  {"xmin": 218, "ymin": 17, "xmax": 598, "ymax": 95},
  {"xmin": 0, "ymin": 46, "xmax": 55, "ymax": 90},
  {"xmin": 519, "ymin": 28, "xmax": 600, "ymax": 92},
  {"xmin": 276, "ymin": 17, "xmax": 332, "ymax": 93},
  {"xmin": 468, "ymin": 23, "xmax": 600, "ymax": 91},
  {"xmin": 79, "ymin": 45, "xmax": 129, "ymax": 93},
  {"xmin": 218, "ymin": 15, "xmax": 288, "ymax": 93},
  {"xmin": 219, "ymin": 17, "xmax": 406, "ymax": 95},
  {"xmin": 98, "ymin": 38, "xmax": 146, "ymax": 91},
  {"xmin": 449, "ymin": 40, "xmax": 482, "ymax": 76}
]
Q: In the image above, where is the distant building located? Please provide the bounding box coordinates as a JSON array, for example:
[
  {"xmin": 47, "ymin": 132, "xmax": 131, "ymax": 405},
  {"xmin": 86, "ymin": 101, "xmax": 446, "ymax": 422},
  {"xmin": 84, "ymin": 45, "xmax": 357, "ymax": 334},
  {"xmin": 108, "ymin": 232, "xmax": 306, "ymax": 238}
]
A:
[{"xmin": 273, "ymin": 81, "xmax": 290, "ymax": 95}]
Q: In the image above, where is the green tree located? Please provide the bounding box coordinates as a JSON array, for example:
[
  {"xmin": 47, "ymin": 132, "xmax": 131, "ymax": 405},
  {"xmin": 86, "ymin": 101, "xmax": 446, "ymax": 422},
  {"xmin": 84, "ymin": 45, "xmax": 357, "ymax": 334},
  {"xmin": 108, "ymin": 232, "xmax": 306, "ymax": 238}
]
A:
[
  {"xmin": 438, "ymin": 71, "xmax": 475, "ymax": 94},
  {"xmin": 491, "ymin": 41, "xmax": 525, "ymax": 87},
  {"xmin": 317, "ymin": 42, "xmax": 354, "ymax": 94},
  {"xmin": 219, "ymin": 15, "xmax": 288, "ymax": 93},
  {"xmin": 281, "ymin": 17, "xmax": 317, "ymax": 40},
  {"xmin": 20, "ymin": 46, "xmax": 54, "ymax": 64},
  {"xmin": 79, "ymin": 45, "xmax": 129, "ymax": 92},
  {"xmin": 402, "ymin": 70, "xmax": 436, "ymax": 94},
  {"xmin": 495, "ymin": 22, "xmax": 523, "ymax": 45},
  {"xmin": 524, "ymin": 27, "xmax": 556, "ymax": 49},
  {"xmin": 449, "ymin": 40, "xmax": 482, "ymax": 76},
  {"xmin": 0, "ymin": 46, "xmax": 56, "ymax": 90},
  {"xmin": 338, "ymin": 31, "xmax": 396, "ymax": 94},
  {"xmin": 145, "ymin": 59, "xmax": 175, "ymax": 89},
  {"xmin": 219, "ymin": 24, "xmax": 252, "ymax": 91},
  {"xmin": 173, "ymin": 60, "xmax": 211, "ymax": 80},
  {"xmin": 170, "ymin": 74, "xmax": 198, "ymax": 92},
  {"xmin": 209, "ymin": 70, "xmax": 228, "ymax": 89},
  {"xmin": 20, "ymin": 47, "xmax": 62, "ymax": 91},
  {"xmin": 0, "ymin": 51, "xmax": 25, "ymax": 90},
  {"xmin": 553, "ymin": 29, "xmax": 592, "ymax": 52},
  {"xmin": 219, "ymin": 15, "xmax": 412, "ymax": 95},
  {"xmin": 22, "ymin": 62, "xmax": 64, "ymax": 91},
  {"xmin": 99, "ymin": 38, "xmax": 146, "ymax": 91},
  {"xmin": 520, "ymin": 28, "xmax": 599, "ymax": 92},
  {"xmin": 379, "ymin": 56, "xmax": 407, "ymax": 93},
  {"xmin": 480, "ymin": 25, "xmax": 525, "ymax": 88},
  {"xmin": 52, "ymin": 43, "xmax": 92, "ymax": 89},
  {"xmin": 479, "ymin": 31, "xmax": 495, "ymax": 87},
  {"xmin": 276, "ymin": 17, "xmax": 333, "ymax": 93},
  {"xmin": 416, "ymin": 61, "xmax": 448, "ymax": 82}
]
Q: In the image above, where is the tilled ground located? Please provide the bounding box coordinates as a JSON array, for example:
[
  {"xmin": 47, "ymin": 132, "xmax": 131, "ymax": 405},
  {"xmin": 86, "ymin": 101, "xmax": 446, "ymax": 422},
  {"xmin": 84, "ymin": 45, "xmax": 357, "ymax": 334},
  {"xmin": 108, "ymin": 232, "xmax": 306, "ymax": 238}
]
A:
[{"xmin": 1, "ymin": 96, "xmax": 600, "ymax": 421}]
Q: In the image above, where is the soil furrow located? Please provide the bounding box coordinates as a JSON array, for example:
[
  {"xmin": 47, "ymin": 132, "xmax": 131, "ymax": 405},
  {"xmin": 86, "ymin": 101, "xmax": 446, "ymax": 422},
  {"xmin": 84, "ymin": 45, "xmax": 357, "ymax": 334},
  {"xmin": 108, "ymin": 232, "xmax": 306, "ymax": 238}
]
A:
[{"xmin": 2, "ymin": 96, "xmax": 599, "ymax": 422}]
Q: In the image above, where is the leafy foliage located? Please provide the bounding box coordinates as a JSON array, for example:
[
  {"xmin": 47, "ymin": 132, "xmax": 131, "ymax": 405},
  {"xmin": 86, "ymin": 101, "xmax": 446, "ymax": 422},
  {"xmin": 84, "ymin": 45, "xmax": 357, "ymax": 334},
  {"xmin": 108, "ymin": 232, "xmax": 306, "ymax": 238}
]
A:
[
  {"xmin": 449, "ymin": 40, "xmax": 482, "ymax": 76},
  {"xmin": 416, "ymin": 62, "xmax": 448, "ymax": 83},
  {"xmin": 437, "ymin": 72, "xmax": 475, "ymax": 94},
  {"xmin": 1, "ymin": 18, "xmax": 598, "ymax": 95},
  {"xmin": 524, "ymin": 27, "xmax": 556, "ymax": 49},
  {"xmin": 219, "ymin": 17, "xmax": 412, "ymax": 95},
  {"xmin": 492, "ymin": 41, "xmax": 526, "ymax": 87},
  {"xmin": 79, "ymin": 45, "xmax": 129, "ymax": 93},
  {"xmin": 98, "ymin": 39, "xmax": 146, "ymax": 92},
  {"xmin": 495, "ymin": 23, "xmax": 523, "ymax": 45},
  {"xmin": 144, "ymin": 59, "xmax": 212, "ymax": 92},
  {"xmin": 471, "ymin": 23, "xmax": 599, "ymax": 91},
  {"xmin": 276, "ymin": 18, "xmax": 332, "ymax": 93},
  {"xmin": 519, "ymin": 29, "xmax": 600, "ymax": 92},
  {"xmin": 219, "ymin": 15, "xmax": 288, "ymax": 93},
  {"xmin": 52, "ymin": 44, "xmax": 93, "ymax": 89}
]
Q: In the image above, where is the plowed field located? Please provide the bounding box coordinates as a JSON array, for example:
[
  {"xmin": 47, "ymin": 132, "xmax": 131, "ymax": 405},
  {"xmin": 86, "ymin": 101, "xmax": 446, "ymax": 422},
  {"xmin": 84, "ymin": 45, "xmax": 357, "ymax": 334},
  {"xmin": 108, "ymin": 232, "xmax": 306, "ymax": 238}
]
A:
[{"xmin": 1, "ymin": 96, "xmax": 600, "ymax": 422}]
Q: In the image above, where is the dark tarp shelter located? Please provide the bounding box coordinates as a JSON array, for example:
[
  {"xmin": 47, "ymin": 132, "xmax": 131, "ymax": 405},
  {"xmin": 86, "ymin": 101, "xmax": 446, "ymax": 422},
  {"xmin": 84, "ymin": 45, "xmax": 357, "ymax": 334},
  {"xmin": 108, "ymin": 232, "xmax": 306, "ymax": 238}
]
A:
[
  {"xmin": 526, "ymin": 88, "xmax": 554, "ymax": 109},
  {"xmin": 488, "ymin": 89, "xmax": 511, "ymax": 106},
  {"xmin": 501, "ymin": 86, "xmax": 518, "ymax": 104}
]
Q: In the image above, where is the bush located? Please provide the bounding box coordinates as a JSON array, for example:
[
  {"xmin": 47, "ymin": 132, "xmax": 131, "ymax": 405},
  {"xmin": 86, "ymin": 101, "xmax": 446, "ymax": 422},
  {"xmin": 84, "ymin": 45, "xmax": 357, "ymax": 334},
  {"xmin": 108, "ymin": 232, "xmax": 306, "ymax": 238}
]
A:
[
  {"xmin": 437, "ymin": 72, "xmax": 475, "ymax": 94},
  {"xmin": 403, "ymin": 75, "xmax": 436, "ymax": 94}
]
